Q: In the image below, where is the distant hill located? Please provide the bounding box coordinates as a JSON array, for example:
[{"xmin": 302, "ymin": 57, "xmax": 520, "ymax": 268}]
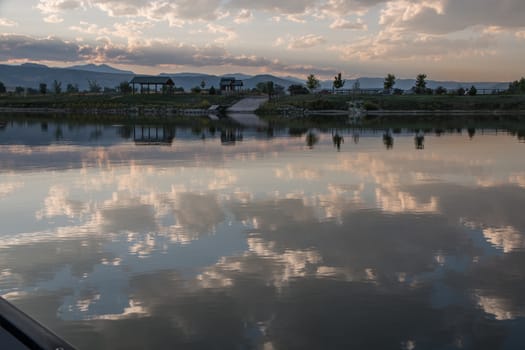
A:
[
  {"xmin": 0, "ymin": 63, "xmax": 134, "ymax": 91},
  {"xmin": 67, "ymin": 64, "xmax": 134, "ymax": 75},
  {"xmin": 0, "ymin": 63, "xmax": 510, "ymax": 92}
]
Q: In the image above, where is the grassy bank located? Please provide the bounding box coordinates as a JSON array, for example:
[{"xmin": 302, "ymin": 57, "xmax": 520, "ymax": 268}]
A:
[
  {"xmin": 0, "ymin": 93, "xmax": 240, "ymax": 110},
  {"xmin": 257, "ymin": 94, "xmax": 525, "ymax": 114}
]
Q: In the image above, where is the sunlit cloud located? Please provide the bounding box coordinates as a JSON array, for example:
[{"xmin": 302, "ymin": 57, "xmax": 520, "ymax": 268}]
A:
[{"xmin": 0, "ymin": 18, "xmax": 18, "ymax": 27}]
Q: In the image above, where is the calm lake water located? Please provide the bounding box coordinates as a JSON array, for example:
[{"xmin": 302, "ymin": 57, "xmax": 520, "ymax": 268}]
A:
[{"xmin": 1, "ymin": 118, "xmax": 525, "ymax": 349}]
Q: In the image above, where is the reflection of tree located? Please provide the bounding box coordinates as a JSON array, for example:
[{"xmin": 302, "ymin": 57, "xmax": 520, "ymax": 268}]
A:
[
  {"xmin": 289, "ymin": 128, "xmax": 308, "ymax": 137},
  {"xmin": 414, "ymin": 132, "xmax": 425, "ymax": 150},
  {"xmin": 55, "ymin": 125, "xmax": 63, "ymax": 141},
  {"xmin": 40, "ymin": 122, "xmax": 48, "ymax": 132},
  {"xmin": 89, "ymin": 126, "xmax": 103, "ymax": 141},
  {"xmin": 117, "ymin": 125, "xmax": 133, "ymax": 139},
  {"xmin": 306, "ymin": 132, "xmax": 319, "ymax": 149},
  {"xmin": 221, "ymin": 129, "xmax": 243, "ymax": 145},
  {"xmin": 382, "ymin": 131, "xmax": 393, "ymax": 150},
  {"xmin": 468, "ymin": 128, "xmax": 476, "ymax": 139},
  {"xmin": 517, "ymin": 129, "xmax": 525, "ymax": 142},
  {"xmin": 332, "ymin": 133, "xmax": 344, "ymax": 151},
  {"xmin": 353, "ymin": 132, "xmax": 360, "ymax": 144}
]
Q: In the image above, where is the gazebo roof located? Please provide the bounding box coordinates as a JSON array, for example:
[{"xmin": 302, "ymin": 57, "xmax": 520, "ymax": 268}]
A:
[{"xmin": 130, "ymin": 76, "xmax": 174, "ymax": 85}]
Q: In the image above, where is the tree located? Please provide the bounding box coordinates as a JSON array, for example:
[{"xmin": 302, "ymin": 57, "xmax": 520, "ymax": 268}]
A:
[
  {"xmin": 306, "ymin": 74, "xmax": 320, "ymax": 91},
  {"xmin": 66, "ymin": 83, "xmax": 79, "ymax": 93},
  {"xmin": 0, "ymin": 81, "xmax": 6, "ymax": 94},
  {"xmin": 384, "ymin": 74, "xmax": 396, "ymax": 90},
  {"xmin": 333, "ymin": 72, "xmax": 345, "ymax": 91},
  {"xmin": 414, "ymin": 74, "xmax": 427, "ymax": 94},
  {"xmin": 274, "ymin": 84, "xmax": 285, "ymax": 96},
  {"xmin": 457, "ymin": 87, "xmax": 466, "ymax": 96},
  {"xmin": 191, "ymin": 86, "xmax": 202, "ymax": 93},
  {"xmin": 468, "ymin": 85, "xmax": 477, "ymax": 96},
  {"xmin": 256, "ymin": 81, "xmax": 274, "ymax": 99},
  {"xmin": 39, "ymin": 83, "xmax": 47, "ymax": 95},
  {"xmin": 15, "ymin": 86, "xmax": 25, "ymax": 94},
  {"xmin": 508, "ymin": 77, "xmax": 525, "ymax": 93},
  {"xmin": 119, "ymin": 81, "xmax": 132, "ymax": 94},
  {"xmin": 288, "ymin": 84, "xmax": 309, "ymax": 95},
  {"xmin": 435, "ymin": 86, "xmax": 447, "ymax": 95},
  {"xmin": 200, "ymin": 80, "xmax": 206, "ymax": 89},
  {"xmin": 209, "ymin": 86, "xmax": 216, "ymax": 95},
  {"xmin": 87, "ymin": 80, "xmax": 101, "ymax": 93},
  {"xmin": 52, "ymin": 80, "xmax": 62, "ymax": 94}
]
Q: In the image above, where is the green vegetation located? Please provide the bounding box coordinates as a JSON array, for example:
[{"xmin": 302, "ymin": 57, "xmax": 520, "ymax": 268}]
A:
[
  {"xmin": 306, "ymin": 74, "xmax": 320, "ymax": 91},
  {"xmin": 333, "ymin": 73, "xmax": 345, "ymax": 90},
  {"xmin": 257, "ymin": 93, "xmax": 525, "ymax": 114},
  {"xmin": 0, "ymin": 93, "xmax": 239, "ymax": 110},
  {"xmin": 384, "ymin": 74, "xmax": 396, "ymax": 90}
]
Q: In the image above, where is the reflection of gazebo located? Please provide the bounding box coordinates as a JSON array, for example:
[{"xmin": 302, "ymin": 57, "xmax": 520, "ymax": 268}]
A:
[
  {"xmin": 130, "ymin": 76, "xmax": 175, "ymax": 94},
  {"xmin": 133, "ymin": 126, "xmax": 175, "ymax": 145}
]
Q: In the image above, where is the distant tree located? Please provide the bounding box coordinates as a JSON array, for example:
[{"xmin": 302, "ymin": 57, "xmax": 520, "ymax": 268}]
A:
[
  {"xmin": 306, "ymin": 74, "xmax": 320, "ymax": 92},
  {"xmin": 15, "ymin": 86, "xmax": 25, "ymax": 95},
  {"xmin": 200, "ymin": 80, "xmax": 206, "ymax": 89},
  {"xmin": 66, "ymin": 83, "xmax": 79, "ymax": 94},
  {"xmin": 274, "ymin": 84, "xmax": 285, "ymax": 96},
  {"xmin": 209, "ymin": 86, "xmax": 216, "ymax": 95},
  {"xmin": 191, "ymin": 86, "xmax": 202, "ymax": 93},
  {"xmin": 39, "ymin": 83, "xmax": 47, "ymax": 95},
  {"xmin": 288, "ymin": 84, "xmax": 309, "ymax": 95},
  {"xmin": 103, "ymin": 86, "xmax": 116, "ymax": 93},
  {"xmin": 384, "ymin": 73, "xmax": 396, "ymax": 90},
  {"xmin": 414, "ymin": 74, "xmax": 427, "ymax": 94},
  {"xmin": 0, "ymin": 81, "xmax": 6, "ymax": 94},
  {"xmin": 508, "ymin": 77, "xmax": 525, "ymax": 93},
  {"xmin": 468, "ymin": 85, "xmax": 477, "ymax": 96},
  {"xmin": 52, "ymin": 80, "xmax": 62, "ymax": 94},
  {"xmin": 26, "ymin": 88, "xmax": 39, "ymax": 95},
  {"xmin": 257, "ymin": 81, "xmax": 275, "ymax": 99},
  {"xmin": 353, "ymin": 79, "xmax": 360, "ymax": 91},
  {"xmin": 333, "ymin": 72, "xmax": 345, "ymax": 91},
  {"xmin": 435, "ymin": 86, "xmax": 447, "ymax": 95},
  {"xmin": 87, "ymin": 80, "xmax": 101, "ymax": 93},
  {"xmin": 119, "ymin": 81, "xmax": 132, "ymax": 94},
  {"xmin": 457, "ymin": 87, "xmax": 466, "ymax": 96}
]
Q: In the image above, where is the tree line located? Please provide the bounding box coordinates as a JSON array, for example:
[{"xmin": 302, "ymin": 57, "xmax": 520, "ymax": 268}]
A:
[{"xmin": 284, "ymin": 73, "xmax": 523, "ymax": 96}]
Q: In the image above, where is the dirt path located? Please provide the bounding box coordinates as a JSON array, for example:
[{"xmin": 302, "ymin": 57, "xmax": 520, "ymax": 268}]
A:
[{"xmin": 227, "ymin": 97, "xmax": 268, "ymax": 113}]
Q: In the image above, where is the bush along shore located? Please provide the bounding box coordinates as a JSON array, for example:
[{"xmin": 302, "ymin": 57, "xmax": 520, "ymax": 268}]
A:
[
  {"xmin": 1, "ymin": 92, "xmax": 525, "ymax": 121},
  {"xmin": 257, "ymin": 94, "xmax": 525, "ymax": 117},
  {"xmin": 0, "ymin": 93, "xmax": 240, "ymax": 117}
]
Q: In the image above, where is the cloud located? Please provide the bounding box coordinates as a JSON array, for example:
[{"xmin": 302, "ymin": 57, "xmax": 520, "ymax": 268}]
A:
[
  {"xmin": 329, "ymin": 18, "xmax": 367, "ymax": 30},
  {"xmin": 287, "ymin": 34, "xmax": 327, "ymax": 49},
  {"xmin": 0, "ymin": 34, "xmax": 92, "ymax": 62},
  {"xmin": 37, "ymin": 0, "xmax": 224, "ymax": 25},
  {"xmin": 380, "ymin": 0, "xmax": 525, "ymax": 34},
  {"xmin": 332, "ymin": 31, "xmax": 496, "ymax": 61},
  {"xmin": 233, "ymin": 9, "xmax": 254, "ymax": 24},
  {"xmin": 205, "ymin": 23, "xmax": 238, "ymax": 43},
  {"xmin": 226, "ymin": 0, "xmax": 317, "ymax": 15},
  {"xmin": 0, "ymin": 18, "xmax": 18, "ymax": 27},
  {"xmin": 321, "ymin": 0, "xmax": 387, "ymax": 17}
]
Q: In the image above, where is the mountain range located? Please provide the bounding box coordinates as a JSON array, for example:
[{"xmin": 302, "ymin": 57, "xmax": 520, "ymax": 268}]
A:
[{"xmin": 0, "ymin": 63, "xmax": 510, "ymax": 92}]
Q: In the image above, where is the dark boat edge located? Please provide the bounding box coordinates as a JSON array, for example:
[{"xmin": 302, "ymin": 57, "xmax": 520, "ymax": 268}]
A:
[{"xmin": 0, "ymin": 297, "xmax": 76, "ymax": 350}]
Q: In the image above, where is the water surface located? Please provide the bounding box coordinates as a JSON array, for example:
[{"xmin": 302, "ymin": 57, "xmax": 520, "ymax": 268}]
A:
[{"xmin": 1, "ymin": 119, "xmax": 525, "ymax": 349}]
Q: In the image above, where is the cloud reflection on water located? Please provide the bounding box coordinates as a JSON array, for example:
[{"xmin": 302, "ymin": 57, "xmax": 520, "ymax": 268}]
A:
[{"xmin": 1, "ymin": 124, "xmax": 525, "ymax": 348}]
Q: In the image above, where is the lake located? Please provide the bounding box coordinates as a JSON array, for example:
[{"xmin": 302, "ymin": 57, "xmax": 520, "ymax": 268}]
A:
[{"xmin": 1, "ymin": 117, "xmax": 525, "ymax": 349}]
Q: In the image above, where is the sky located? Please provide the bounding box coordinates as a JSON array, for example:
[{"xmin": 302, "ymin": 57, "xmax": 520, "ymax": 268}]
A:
[{"xmin": 0, "ymin": 0, "xmax": 524, "ymax": 81}]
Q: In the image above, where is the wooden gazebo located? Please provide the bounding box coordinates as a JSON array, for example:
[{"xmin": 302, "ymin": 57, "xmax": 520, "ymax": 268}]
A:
[{"xmin": 130, "ymin": 76, "xmax": 175, "ymax": 94}]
